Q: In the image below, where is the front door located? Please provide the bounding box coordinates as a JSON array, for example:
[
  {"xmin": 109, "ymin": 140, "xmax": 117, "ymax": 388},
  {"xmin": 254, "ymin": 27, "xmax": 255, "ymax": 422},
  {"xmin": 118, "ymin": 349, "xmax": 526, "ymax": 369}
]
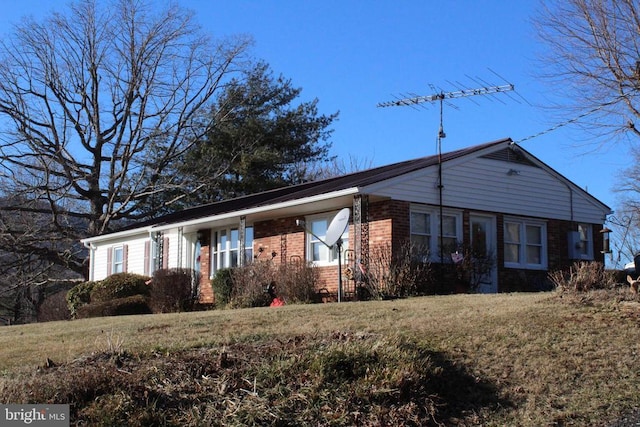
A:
[{"xmin": 470, "ymin": 215, "xmax": 498, "ymax": 293}]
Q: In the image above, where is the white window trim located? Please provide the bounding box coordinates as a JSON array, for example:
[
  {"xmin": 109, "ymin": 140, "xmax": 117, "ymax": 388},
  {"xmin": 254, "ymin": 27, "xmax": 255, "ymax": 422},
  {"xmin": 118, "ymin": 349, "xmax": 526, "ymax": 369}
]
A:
[
  {"xmin": 410, "ymin": 204, "xmax": 463, "ymax": 262},
  {"xmin": 112, "ymin": 246, "xmax": 124, "ymax": 274},
  {"xmin": 210, "ymin": 226, "xmax": 253, "ymax": 277},
  {"xmin": 504, "ymin": 217, "xmax": 548, "ymax": 270},
  {"xmin": 304, "ymin": 212, "xmax": 349, "ymax": 267}
]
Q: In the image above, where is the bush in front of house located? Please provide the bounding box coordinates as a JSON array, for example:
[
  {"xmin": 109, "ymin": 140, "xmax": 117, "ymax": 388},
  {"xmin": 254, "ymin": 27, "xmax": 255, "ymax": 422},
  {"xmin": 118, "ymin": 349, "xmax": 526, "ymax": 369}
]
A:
[
  {"xmin": 90, "ymin": 273, "xmax": 150, "ymax": 303},
  {"xmin": 211, "ymin": 268, "xmax": 234, "ymax": 308},
  {"xmin": 76, "ymin": 294, "xmax": 152, "ymax": 318},
  {"xmin": 228, "ymin": 262, "xmax": 273, "ymax": 308},
  {"xmin": 275, "ymin": 261, "xmax": 319, "ymax": 304},
  {"xmin": 149, "ymin": 268, "xmax": 198, "ymax": 313},
  {"xmin": 548, "ymin": 261, "xmax": 617, "ymax": 292},
  {"xmin": 218, "ymin": 261, "xmax": 320, "ymax": 308},
  {"xmin": 67, "ymin": 273, "xmax": 151, "ymax": 319},
  {"xmin": 67, "ymin": 280, "xmax": 98, "ymax": 318},
  {"xmin": 364, "ymin": 241, "xmax": 433, "ymax": 299}
]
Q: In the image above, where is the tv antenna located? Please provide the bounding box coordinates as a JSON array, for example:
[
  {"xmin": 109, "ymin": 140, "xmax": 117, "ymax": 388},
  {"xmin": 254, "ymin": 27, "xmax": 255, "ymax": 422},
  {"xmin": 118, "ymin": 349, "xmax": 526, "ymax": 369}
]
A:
[
  {"xmin": 296, "ymin": 208, "xmax": 350, "ymax": 302},
  {"xmin": 377, "ymin": 78, "xmax": 515, "ymax": 264}
]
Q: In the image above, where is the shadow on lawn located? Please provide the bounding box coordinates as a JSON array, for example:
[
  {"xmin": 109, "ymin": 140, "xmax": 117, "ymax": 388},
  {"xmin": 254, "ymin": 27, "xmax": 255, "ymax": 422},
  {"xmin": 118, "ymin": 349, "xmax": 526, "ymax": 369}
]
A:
[
  {"xmin": 422, "ymin": 350, "xmax": 512, "ymax": 425},
  {"xmin": 0, "ymin": 334, "xmax": 511, "ymax": 426}
]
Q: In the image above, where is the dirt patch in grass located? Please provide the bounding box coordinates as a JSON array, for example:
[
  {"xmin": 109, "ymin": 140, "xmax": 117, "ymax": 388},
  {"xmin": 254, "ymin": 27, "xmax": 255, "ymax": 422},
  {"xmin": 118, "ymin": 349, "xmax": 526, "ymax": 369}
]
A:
[{"xmin": 0, "ymin": 331, "xmax": 509, "ymax": 426}]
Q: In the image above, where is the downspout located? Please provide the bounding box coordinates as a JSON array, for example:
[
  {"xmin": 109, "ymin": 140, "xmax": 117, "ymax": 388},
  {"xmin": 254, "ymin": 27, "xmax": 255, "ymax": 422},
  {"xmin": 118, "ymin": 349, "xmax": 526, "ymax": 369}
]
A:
[
  {"xmin": 564, "ymin": 182, "xmax": 574, "ymax": 222},
  {"xmin": 82, "ymin": 241, "xmax": 96, "ymax": 282}
]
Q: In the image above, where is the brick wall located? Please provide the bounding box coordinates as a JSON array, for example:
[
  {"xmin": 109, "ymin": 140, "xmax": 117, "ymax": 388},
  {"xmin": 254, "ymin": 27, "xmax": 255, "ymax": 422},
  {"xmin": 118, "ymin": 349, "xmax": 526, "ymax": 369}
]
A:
[
  {"xmin": 196, "ymin": 200, "xmax": 606, "ymax": 301},
  {"xmin": 254, "ymin": 217, "xmax": 305, "ymax": 265},
  {"xmin": 197, "ymin": 230, "xmax": 213, "ymax": 304},
  {"xmin": 368, "ymin": 199, "xmax": 409, "ymax": 254},
  {"xmin": 496, "ymin": 217, "xmax": 605, "ymax": 292}
]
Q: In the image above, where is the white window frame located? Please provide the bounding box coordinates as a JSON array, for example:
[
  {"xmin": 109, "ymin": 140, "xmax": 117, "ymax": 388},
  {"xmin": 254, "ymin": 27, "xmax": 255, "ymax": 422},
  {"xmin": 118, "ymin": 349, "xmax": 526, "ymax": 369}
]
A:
[
  {"xmin": 410, "ymin": 204, "xmax": 462, "ymax": 262},
  {"xmin": 304, "ymin": 212, "xmax": 349, "ymax": 266},
  {"xmin": 210, "ymin": 226, "xmax": 253, "ymax": 276},
  {"xmin": 503, "ymin": 217, "xmax": 548, "ymax": 270},
  {"xmin": 112, "ymin": 246, "xmax": 124, "ymax": 274},
  {"xmin": 577, "ymin": 223, "xmax": 594, "ymax": 260}
]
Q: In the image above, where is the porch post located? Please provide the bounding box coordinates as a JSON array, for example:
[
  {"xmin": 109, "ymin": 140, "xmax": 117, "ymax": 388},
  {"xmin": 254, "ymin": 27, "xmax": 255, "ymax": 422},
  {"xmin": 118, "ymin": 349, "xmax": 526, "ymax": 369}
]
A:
[
  {"xmin": 239, "ymin": 216, "xmax": 246, "ymax": 266},
  {"xmin": 353, "ymin": 194, "xmax": 369, "ymax": 279}
]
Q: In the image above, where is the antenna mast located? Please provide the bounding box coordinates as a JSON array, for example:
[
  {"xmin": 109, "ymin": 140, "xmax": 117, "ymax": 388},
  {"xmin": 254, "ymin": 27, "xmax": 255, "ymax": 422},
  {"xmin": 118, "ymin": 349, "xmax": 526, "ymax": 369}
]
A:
[{"xmin": 377, "ymin": 82, "xmax": 514, "ymax": 265}]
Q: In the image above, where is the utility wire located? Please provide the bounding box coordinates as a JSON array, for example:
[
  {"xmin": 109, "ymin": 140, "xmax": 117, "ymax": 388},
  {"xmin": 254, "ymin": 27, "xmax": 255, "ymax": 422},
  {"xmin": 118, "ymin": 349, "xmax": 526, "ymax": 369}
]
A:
[{"xmin": 513, "ymin": 96, "xmax": 626, "ymax": 144}]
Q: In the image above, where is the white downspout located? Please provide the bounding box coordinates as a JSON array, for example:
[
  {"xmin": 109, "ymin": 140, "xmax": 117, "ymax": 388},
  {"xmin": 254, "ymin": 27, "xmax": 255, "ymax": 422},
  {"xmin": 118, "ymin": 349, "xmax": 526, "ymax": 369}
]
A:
[{"xmin": 82, "ymin": 241, "xmax": 96, "ymax": 282}]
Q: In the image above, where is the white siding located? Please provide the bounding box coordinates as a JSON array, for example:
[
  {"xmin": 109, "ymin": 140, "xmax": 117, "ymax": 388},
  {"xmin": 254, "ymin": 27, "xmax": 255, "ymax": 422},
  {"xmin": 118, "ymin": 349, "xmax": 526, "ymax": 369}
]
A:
[
  {"xmin": 365, "ymin": 157, "xmax": 609, "ymax": 223},
  {"xmin": 89, "ymin": 230, "xmax": 200, "ymax": 281},
  {"xmin": 91, "ymin": 233, "xmax": 150, "ymax": 281},
  {"xmin": 159, "ymin": 229, "xmax": 199, "ymax": 270}
]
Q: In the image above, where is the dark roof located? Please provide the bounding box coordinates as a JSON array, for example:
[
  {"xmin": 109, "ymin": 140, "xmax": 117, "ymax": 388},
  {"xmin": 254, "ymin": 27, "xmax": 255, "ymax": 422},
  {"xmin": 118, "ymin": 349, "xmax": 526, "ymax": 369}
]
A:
[{"xmin": 116, "ymin": 138, "xmax": 511, "ymax": 232}]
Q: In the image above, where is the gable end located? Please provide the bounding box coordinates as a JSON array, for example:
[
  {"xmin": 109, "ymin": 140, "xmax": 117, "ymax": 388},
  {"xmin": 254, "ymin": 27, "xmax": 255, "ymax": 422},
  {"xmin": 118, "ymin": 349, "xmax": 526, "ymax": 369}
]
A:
[{"xmin": 481, "ymin": 147, "xmax": 539, "ymax": 168}]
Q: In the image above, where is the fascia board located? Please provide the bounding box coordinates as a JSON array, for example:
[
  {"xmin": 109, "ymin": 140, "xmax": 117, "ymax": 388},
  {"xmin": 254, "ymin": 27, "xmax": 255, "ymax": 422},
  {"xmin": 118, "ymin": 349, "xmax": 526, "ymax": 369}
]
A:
[
  {"xmin": 150, "ymin": 187, "xmax": 360, "ymax": 233},
  {"xmin": 81, "ymin": 226, "xmax": 154, "ymax": 245}
]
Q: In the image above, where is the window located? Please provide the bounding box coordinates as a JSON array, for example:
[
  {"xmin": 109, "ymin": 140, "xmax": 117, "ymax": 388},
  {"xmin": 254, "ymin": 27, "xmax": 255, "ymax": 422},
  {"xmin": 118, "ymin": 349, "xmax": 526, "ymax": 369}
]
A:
[
  {"xmin": 305, "ymin": 213, "xmax": 349, "ymax": 265},
  {"xmin": 440, "ymin": 214, "xmax": 458, "ymax": 252},
  {"xmin": 108, "ymin": 244, "xmax": 127, "ymax": 275},
  {"xmin": 504, "ymin": 218, "xmax": 547, "ymax": 269},
  {"xmin": 211, "ymin": 226, "xmax": 253, "ymax": 275},
  {"xmin": 244, "ymin": 226, "xmax": 254, "ymax": 262},
  {"xmin": 410, "ymin": 205, "xmax": 462, "ymax": 262},
  {"xmin": 577, "ymin": 223, "xmax": 593, "ymax": 259},
  {"xmin": 410, "ymin": 211, "xmax": 431, "ymax": 252},
  {"xmin": 113, "ymin": 246, "xmax": 124, "ymax": 273}
]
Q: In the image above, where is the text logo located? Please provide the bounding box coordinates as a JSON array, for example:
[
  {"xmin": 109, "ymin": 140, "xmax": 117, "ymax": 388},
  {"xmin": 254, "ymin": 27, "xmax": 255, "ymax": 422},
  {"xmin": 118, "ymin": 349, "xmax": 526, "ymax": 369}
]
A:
[{"xmin": 1, "ymin": 405, "xmax": 69, "ymax": 426}]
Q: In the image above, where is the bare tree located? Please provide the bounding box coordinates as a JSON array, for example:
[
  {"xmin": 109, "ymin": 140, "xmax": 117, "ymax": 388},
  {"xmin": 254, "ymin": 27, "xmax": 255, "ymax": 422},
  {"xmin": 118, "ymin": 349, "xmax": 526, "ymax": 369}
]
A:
[
  {"xmin": 535, "ymin": 1, "xmax": 640, "ymax": 260},
  {"xmin": 0, "ymin": 0, "xmax": 251, "ymax": 277},
  {"xmin": 535, "ymin": 0, "xmax": 640, "ymax": 141}
]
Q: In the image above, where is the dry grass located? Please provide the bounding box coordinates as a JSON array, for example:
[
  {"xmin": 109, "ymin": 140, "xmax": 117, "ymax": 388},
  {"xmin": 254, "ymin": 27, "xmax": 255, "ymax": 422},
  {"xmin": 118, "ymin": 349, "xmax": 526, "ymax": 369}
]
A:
[{"xmin": 1, "ymin": 291, "xmax": 640, "ymax": 425}]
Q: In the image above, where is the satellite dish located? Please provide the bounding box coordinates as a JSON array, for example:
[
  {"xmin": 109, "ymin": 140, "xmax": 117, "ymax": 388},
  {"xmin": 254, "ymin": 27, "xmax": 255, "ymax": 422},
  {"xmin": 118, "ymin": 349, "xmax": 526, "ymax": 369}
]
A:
[{"xmin": 325, "ymin": 208, "xmax": 350, "ymax": 247}]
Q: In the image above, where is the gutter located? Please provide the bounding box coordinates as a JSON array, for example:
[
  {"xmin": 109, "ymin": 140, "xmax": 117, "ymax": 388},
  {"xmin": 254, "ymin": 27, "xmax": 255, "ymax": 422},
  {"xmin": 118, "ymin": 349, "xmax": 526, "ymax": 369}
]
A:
[
  {"xmin": 150, "ymin": 187, "xmax": 360, "ymax": 233},
  {"xmin": 80, "ymin": 226, "xmax": 155, "ymax": 245}
]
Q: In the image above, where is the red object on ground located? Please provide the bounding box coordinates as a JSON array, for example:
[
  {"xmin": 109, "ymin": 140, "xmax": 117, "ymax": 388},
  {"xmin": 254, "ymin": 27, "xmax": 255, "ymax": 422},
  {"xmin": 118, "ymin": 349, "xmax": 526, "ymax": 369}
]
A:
[{"xmin": 270, "ymin": 297, "xmax": 285, "ymax": 307}]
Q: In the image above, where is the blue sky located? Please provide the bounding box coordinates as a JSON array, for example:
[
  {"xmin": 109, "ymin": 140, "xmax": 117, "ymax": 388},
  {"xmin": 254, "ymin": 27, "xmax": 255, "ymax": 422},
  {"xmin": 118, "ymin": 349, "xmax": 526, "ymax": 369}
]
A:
[
  {"xmin": 0, "ymin": 1, "xmax": 631, "ymax": 258},
  {"xmin": 201, "ymin": 1, "xmax": 625, "ymax": 210}
]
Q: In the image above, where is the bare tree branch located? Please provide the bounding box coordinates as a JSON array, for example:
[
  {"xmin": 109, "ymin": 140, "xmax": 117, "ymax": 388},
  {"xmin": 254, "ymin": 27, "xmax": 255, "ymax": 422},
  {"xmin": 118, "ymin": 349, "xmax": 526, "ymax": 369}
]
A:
[{"xmin": 0, "ymin": 0, "xmax": 252, "ymax": 278}]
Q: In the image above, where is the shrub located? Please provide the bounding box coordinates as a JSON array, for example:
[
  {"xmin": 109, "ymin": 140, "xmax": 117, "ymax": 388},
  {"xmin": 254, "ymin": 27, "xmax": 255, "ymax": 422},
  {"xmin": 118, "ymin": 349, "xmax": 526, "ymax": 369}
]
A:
[
  {"xmin": 149, "ymin": 268, "xmax": 198, "ymax": 313},
  {"xmin": 76, "ymin": 294, "xmax": 152, "ymax": 319},
  {"xmin": 228, "ymin": 263, "xmax": 272, "ymax": 308},
  {"xmin": 549, "ymin": 261, "xmax": 617, "ymax": 292},
  {"xmin": 67, "ymin": 281, "xmax": 98, "ymax": 318},
  {"xmin": 221, "ymin": 260, "xmax": 322, "ymax": 307},
  {"xmin": 211, "ymin": 268, "xmax": 234, "ymax": 308},
  {"xmin": 90, "ymin": 273, "xmax": 150, "ymax": 303},
  {"xmin": 38, "ymin": 291, "xmax": 71, "ymax": 322},
  {"xmin": 446, "ymin": 243, "xmax": 496, "ymax": 293},
  {"xmin": 364, "ymin": 241, "xmax": 432, "ymax": 299},
  {"xmin": 275, "ymin": 261, "xmax": 319, "ymax": 304}
]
